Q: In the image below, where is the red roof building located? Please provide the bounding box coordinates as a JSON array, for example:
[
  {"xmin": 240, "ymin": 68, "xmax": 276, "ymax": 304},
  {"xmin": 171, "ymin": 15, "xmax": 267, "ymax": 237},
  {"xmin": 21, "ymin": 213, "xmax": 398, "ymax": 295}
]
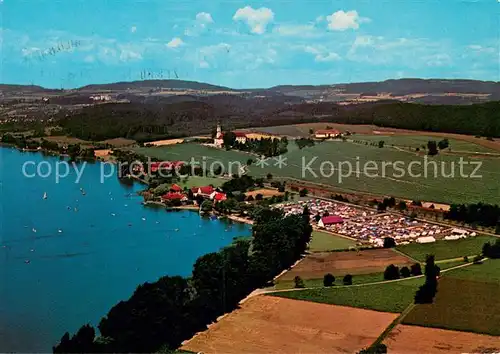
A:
[
  {"xmin": 161, "ymin": 192, "xmax": 187, "ymax": 201},
  {"xmin": 213, "ymin": 192, "xmax": 227, "ymax": 202},
  {"xmin": 171, "ymin": 184, "xmax": 182, "ymax": 192},
  {"xmin": 315, "ymin": 129, "xmax": 341, "ymax": 138},
  {"xmin": 198, "ymin": 186, "xmax": 215, "ymax": 196},
  {"xmin": 318, "ymin": 215, "xmax": 344, "ymax": 227}
]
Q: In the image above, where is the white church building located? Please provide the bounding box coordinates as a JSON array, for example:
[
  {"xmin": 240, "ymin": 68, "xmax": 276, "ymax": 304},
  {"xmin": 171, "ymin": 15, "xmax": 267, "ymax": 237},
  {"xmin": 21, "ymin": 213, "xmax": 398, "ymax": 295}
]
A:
[{"xmin": 213, "ymin": 124, "xmax": 247, "ymax": 148}]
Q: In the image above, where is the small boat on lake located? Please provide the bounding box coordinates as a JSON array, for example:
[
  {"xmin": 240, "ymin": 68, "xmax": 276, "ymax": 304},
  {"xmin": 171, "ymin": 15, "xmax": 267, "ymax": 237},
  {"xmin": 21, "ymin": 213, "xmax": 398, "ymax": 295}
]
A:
[{"xmin": 43, "ymin": 192, "xmax": 47, "ymax": 200}]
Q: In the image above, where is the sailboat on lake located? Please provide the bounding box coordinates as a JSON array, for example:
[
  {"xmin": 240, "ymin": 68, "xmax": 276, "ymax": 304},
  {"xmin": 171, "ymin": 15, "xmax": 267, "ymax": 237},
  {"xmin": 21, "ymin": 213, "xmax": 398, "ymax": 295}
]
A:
[{"xmin": 43, "ymin": 192, "xmax": 47, "ymax": 199}]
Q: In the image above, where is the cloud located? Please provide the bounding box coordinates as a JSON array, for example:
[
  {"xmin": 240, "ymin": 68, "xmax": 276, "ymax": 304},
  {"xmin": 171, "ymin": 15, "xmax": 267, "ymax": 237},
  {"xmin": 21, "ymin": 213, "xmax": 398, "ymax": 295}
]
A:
[
  {"xmin": 326, "ymin": 10, "xmax": 370, "ymax": 31},
  {"xmin": 233, "ymin": 6, "xmax": 274, "ymax": 34},
  {"xmin": 302, "ymin": 45, "xmax": 341, "ymax": 62},
  {"xmin": 467, "ymin": 44, "xmax": 495, "ymax": 54},
  {"xmin": 274, "ymin": 24, "xmax": 320, "ymax": 38},
  {"xmin": 196, "ymin": 12, "xmax": 214, "ymax": 25},
  {"xmin": 315, "ymin": 52, "xmax": 341, "ymax": 62},
  {"xmin": 185, "ymin": 12, "xmax": 214, "ymax": 36},
  {"xmin": 166, "ymin": 37, "xmax": 184, "ymax": 48},
  {"xmin": 424, "ymin": 53, "xmax": 452, "ymax": 67},
  {"xmin": 130, "ymin": 26, "xmax": 137, "ymax": 33}
]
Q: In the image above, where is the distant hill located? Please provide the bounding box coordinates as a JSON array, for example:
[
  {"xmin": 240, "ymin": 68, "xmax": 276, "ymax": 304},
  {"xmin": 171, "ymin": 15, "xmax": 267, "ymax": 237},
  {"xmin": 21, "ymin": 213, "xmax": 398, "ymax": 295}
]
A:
[
  {"xmin": 270, "ymin": 79, "xmax": 500, "ymax": 96},
  {"xmin": 77, "ymin": 80, "xmax": 233, "ymax": 92}
]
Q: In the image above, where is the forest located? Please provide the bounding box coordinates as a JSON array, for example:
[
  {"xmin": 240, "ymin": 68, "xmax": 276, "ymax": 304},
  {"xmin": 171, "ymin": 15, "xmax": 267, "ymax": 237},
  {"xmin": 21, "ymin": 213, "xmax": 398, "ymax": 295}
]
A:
[{"xmin": 55, "ymin": 100, "xmax": 500, "ymax": 142}]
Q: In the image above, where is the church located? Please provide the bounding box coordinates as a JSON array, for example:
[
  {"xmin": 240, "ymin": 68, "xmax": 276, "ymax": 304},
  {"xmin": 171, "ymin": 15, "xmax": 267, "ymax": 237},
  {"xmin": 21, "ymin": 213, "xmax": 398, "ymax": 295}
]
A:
[{"xmin": 213, "ymin": 124, "xmax": 247, "ymax": 148}]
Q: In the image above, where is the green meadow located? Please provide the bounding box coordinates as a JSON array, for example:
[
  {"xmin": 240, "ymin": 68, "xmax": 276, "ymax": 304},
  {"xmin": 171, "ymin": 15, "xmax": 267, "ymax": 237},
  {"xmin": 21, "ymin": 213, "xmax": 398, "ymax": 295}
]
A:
[{"xmin": 133, "ymin": 141, "xmax": 500, "ymax": 204}]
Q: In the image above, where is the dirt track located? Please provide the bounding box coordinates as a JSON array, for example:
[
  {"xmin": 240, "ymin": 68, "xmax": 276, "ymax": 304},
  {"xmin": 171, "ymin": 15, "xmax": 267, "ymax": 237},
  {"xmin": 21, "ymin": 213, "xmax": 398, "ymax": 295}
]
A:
[
  {"xmin": 385, "ymin": 324, "xmax": 500, "ymax": 354},
  {"xmin": 181, "ymin": 295, "xmax": 397, "ymax": 354},
  {"xmin": 277, "ymin": 249, "xmax": 413, "ymax": 281}
]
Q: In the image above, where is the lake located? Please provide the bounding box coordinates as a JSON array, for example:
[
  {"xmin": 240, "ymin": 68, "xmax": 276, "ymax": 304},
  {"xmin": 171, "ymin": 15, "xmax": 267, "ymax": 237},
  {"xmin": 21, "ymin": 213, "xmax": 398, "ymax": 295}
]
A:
[{"xmin": 0, "ymin": 147, "xmax": 251, "ymax": 352}]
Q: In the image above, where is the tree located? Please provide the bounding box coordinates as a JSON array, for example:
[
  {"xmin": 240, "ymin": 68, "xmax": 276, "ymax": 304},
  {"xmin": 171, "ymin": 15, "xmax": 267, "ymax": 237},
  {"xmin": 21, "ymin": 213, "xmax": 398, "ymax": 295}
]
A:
[
  {"xmin": 383, "ymin": 237, "xmax": 396, "ymax": 248},
  {"xmin": 414, "ymin": 255, "xmax": 439, "ymax": 304},
  {"xmin": 400, "ymin": 266, "xmax": 411, "ymax": 278},
  {"xmin": 398, "ymin": 201, "xmax": 407, "ymax": 211},
  {"xmin": 437, "ymin": 138, "xmax": 449, "ymax": 150},
  {"xmin": 294, "ymin": 276, "xmax": 305, "ymax": 288},
  {"xmin": 343, "ymin": 274, "xmax": 353, "ymax": 285},
  {"xmin": 384, "ymin": 264, "xmax": 400, "ymax": 280},
  {"xmin": 299, "ymin": 188, "xmax": 308, "ymax": 197},
  {"xmin": 427, "ymin": 140, "xmax": 438, "ymax": 156},
  {"xmin": 200, "ymin": 200, "xmax": 213, "ymax": 213},
  {"xmin": 309, "ymin": 128, "xmax": 314, "ymax": 135},
  {"xmin": 246, "ymin": 158, "xmax": 253, "ymax": 166},
  {"xmin": 323, "ymin": 273, "xmax": 335, "ymax": 287},
  {"xmin": 223, "ymin": 131, "xmax": 236, "ymax": 148},
  {"xmin": 266, "ymin": 173, "xmax": 273, "ymax": 180},
  {"xmin": 255, "ymin": 193, "xmax": 263, "ymax": 201},
  {"xmin": 378, "ymin": 140, "xmax": 385, "ymax": 148},
  {"xmin": 410, "ymin": 263, "xmax": 422, "ymax": 276}
]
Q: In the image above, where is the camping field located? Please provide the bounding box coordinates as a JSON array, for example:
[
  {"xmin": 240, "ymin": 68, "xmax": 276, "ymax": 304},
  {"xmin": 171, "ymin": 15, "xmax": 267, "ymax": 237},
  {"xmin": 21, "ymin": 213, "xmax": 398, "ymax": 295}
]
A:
[
  {"xmin": 181, "ymin": 295, "xmax": 398, "ymax": 354},
  {"xmin": 273, "ymin": 277, "xmax": 424, "ymax": 313},
  {"xmin": 396, "ymin": 235, "xmax": 497, "ymax": 262}
]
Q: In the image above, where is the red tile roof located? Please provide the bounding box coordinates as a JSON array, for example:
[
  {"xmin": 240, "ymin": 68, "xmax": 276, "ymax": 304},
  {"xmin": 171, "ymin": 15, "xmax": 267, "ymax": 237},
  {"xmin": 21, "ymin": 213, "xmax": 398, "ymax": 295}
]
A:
[
  {"xmin": 171, "ymin": 184, "xmax": 182, "ymax": 192},
  {"xmin": 316, "ymin": 129, "xmax": 341, "ymax": 135},
  {"xmin": 161, "ymin": 192, "xmax": 186, "ymax": 200},
  {"xmin": 233, "ymin": 132, "xmax": 247, "ymax": 138},
  {"xmin": 199, "ymin": 186, "xmax": 214, "ymax": 195},
  {"xmin": 321, "ymin": 215, "xmax": 344, "ymax": 224},
  {"xmin": 214, "ymin": 192, "xmax": 227, "ymax": 201}
]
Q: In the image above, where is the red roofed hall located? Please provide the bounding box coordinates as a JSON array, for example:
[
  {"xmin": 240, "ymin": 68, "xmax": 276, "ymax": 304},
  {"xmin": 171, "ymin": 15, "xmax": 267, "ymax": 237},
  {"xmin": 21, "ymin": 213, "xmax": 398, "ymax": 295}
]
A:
[
  {"xmin": 161, "ymin": 192, "xmax": 187, "ymax": 202},
  {"xmin": 315, "ymin": 129, "xmax": 341, "ymax": 139},
  {"xmin": 212, "ymin": 192, "xmax": 227, "ymax": 202},
  {"xmin": 318, "ymin": 215, "xmax": 344, "ymax": 228}
]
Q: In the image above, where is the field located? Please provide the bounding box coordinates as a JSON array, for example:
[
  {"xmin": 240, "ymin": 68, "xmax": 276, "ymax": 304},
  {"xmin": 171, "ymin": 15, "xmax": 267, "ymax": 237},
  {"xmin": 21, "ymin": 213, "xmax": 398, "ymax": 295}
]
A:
[
  {"xmin": 250, "ymin": 123, "xmax": 500, "ymax": 152},
  {"xmin": 132, "ymin": 139, "xmax": 500, "ymax": 204},
  {"xmin": 396, "ymin": 235, "xmax": 497, "ymax": 262},
  {"xmin": 273, "ymin": 277, "xmax": 424, "ymax": 313},
  {"xmin": 252, "ymin": 140, "xmax": 500, "ymax": 205},
  {"xmin": 352, "ymin": 134, "xmax": 497, "ymax": 153},
  {"xmin": 274, "ymin": 272, "xmax": 386, "ymax": 290},
  {"xmin": 385, "ymin": 324, "xmax": 500, "ymax": 354},
  {"xmin": 177, "ymin": 176, "xmax": 226, "ymax": 188},
  {"xmin": 147, "ymin": 138, "xmax": 185, "ymax": 146},
  {"xmin": 446, "ymin": 258, "xmax": 500, "ymax": 283},
  {"xmin": 276, "ymin": 249, "xmax": 414, "ymax": 282},
  {"xmin": 133, "ymin": 143, "xmax": 250, "ymax": 169},
  {"xmin": 403, "ymin": 275, "xmax": 500, "ymax": 335},
  {"xmin": 244, "ymin": 189, "xmax": 283, "ymax": 199},
  {"xmin": 181, "ymin": 295, "xmax": 398, "ymax": 354},
  {"xmin": 308, "ymin": 230, "xmax": 357, "ymax": 252},
  {"xmin": 100, "ymin": 137, "xmax": 136, "ymax": 147}
]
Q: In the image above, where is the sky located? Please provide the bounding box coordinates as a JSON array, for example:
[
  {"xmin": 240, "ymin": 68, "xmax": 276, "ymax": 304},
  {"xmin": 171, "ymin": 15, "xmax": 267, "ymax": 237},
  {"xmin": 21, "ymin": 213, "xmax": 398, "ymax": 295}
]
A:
[{"xmin": 0, "ymin": 0, "xmax": 499, "ymax": 88}]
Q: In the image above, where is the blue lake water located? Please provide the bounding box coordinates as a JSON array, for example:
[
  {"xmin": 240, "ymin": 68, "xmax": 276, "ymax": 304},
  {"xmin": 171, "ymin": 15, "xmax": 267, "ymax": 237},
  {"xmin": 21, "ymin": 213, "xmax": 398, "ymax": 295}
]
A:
[{"xmin": 0, "ymin": 147, "xmax": 251, "ymax": 352}]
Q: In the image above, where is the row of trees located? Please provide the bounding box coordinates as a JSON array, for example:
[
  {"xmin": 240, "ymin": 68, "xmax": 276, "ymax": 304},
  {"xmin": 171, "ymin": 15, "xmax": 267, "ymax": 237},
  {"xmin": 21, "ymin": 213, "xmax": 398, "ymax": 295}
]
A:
[
  {"xmin": 383, "ymin": 263, "xmax": 423, "ymax": 280},
  {"xmin": 53, "ymin": 206, "xmax": 313, "ymax": 353},
  {"xmin": 295, "ymin": 138, "xmax": 315, "ymax": 149},
  {"xmin": 445, "ymin": 203, "xmax": 500, "ymax": 231},
  {"xmin": 1, "ymin": 133, "xmax": 96, "ymax": 161},
  {"xmin": 224, "ymin": 134, "xmax": 288, "ymax": 157}
]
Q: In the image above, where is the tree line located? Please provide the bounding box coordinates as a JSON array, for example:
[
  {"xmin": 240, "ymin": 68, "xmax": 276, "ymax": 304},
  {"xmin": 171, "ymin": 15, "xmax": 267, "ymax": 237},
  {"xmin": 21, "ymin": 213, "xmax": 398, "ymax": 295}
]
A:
[
  {"xmin": 445, "ymin": 203, "xmax": 500, "ymax": 232},
  {"xmin": 53, "ymin": 206, "xmax": 312, "ymax": 353},
  {"xmin": 222, "ymin": 133, "xmax": 288, "ymax": 157}
]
